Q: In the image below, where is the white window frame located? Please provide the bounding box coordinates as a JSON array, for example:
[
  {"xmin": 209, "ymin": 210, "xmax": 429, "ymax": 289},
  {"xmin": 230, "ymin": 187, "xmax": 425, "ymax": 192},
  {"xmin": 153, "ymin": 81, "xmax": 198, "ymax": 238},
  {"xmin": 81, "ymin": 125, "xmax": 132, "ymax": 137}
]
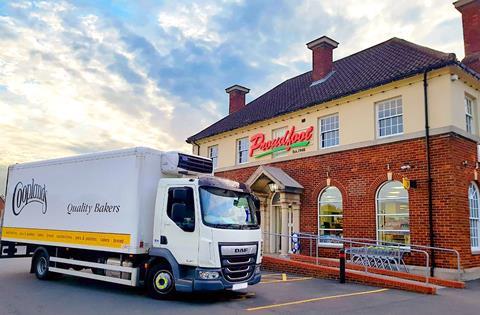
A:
[
  {"xmin": 376, "ymin": 181, "xmax": 410, "ymax": 247},
  {"xmin": 272, "ymin": 127, "xmax": 288, "ymax": 158},
  {"xmin": 319, "ymin": 113, "xmax": 339, "ymax": 149},
  {"xmin": 236, "ymin": 137, "xmax": 249, "ymax": 164},
  {"xmin": 376, "ymin": 97, "xmax": 404, "ymax": 138},
  {"xmin": 318, "ymin": 186, "xmax": 343, "ymax": 247},
  {"xmin": 208, "ymin": 145, "xmax": 218, "ymax": 169},
  {"xmin": 465, "ymin": 95, "xmax": 475, "ymax": 134},
  {"xmin": 469, "ymin": 182, "xmax": 480, "ymax": 252}
]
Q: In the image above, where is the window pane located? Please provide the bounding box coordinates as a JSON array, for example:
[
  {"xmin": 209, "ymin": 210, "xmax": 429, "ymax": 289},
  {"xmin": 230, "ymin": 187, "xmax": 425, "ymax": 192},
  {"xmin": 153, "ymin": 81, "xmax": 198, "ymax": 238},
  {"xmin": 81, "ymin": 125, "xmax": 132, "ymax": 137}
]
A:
[
  {"xmin": 377, "ymin": 180, "xmax": 410, "ymax": 245},
  {"xmin": 469, "ymin": 183, "xmax": 480, "ymax": 248},
  {"xmin": 319, "ymin": 186, "xmax": 343, "ymax": 243},
  {"xmin": 378, "ymin": 231, "xmax": 410, "ymax": 245},
  {"xmin": 377, "ymin": 98, "xmax": 403, "ymax": 137},
  {"xmin": 377, "ymin": 215, "xmax": 409, "ymax": 230}
]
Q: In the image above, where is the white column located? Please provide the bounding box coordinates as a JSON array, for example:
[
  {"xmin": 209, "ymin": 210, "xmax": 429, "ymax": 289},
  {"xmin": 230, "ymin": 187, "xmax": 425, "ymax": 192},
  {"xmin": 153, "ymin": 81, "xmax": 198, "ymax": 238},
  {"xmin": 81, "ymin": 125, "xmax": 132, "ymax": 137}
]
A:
[{"xmin": 280, "ymin": 203, "xmax": 289, "ymax": 256}]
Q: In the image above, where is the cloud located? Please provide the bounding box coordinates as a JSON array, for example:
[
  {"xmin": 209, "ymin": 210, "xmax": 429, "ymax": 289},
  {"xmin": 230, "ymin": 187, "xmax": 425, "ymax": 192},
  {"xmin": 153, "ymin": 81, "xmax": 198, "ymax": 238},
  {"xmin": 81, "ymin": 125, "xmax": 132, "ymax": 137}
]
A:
[{"xmin": 0, "ymin": 0, "xmax": 466, "ymax": 195}]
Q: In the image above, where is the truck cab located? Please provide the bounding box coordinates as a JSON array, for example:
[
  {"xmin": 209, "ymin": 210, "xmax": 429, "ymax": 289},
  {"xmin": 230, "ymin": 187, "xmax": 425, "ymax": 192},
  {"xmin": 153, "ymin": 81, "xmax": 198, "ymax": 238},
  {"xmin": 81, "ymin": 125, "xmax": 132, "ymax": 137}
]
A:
[{"xmin": 149, "ymin": 176, "xmax": 262, "ymax": 296}]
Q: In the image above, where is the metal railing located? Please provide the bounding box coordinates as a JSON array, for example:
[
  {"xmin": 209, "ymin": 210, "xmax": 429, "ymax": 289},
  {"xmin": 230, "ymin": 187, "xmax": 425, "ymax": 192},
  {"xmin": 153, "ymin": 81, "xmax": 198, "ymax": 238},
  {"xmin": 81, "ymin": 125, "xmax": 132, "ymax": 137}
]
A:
[{"xmin": 262, "ymin": 231, "xmax": 462, "ymax": 283}]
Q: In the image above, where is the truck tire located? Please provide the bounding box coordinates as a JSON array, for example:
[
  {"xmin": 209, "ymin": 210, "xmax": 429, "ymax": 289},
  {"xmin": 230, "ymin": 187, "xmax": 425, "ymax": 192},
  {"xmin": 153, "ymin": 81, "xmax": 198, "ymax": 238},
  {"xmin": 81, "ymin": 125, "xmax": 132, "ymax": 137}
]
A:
[
  {"xmin": 146, "ymin": 264, "xmax": 175, "ymax": 299},
  {"xmin": 33, "ymin": 251, "xmax": 52, "ymax": 280}
]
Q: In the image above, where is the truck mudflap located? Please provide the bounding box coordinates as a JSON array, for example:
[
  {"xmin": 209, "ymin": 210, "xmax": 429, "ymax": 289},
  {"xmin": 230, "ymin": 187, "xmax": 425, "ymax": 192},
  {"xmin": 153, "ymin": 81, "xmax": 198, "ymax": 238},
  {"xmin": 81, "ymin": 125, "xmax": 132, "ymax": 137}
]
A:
[{"xmin": 0, "ymin": 241, "xmax": 35, "ymax": 259}]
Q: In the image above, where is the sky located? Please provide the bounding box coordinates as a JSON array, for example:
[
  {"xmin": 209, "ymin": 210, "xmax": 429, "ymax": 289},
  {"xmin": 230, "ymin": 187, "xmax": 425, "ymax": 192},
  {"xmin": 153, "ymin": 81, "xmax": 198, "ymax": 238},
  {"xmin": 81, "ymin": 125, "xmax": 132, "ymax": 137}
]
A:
[{"xmin": 0, "ymin": 0, "xmax": 466, "ymax": 195}]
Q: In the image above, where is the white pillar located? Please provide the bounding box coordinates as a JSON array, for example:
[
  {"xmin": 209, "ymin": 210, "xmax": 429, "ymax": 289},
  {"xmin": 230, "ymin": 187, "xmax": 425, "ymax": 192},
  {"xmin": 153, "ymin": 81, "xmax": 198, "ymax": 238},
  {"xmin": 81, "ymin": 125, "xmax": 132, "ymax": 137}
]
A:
[{"xmin": 280, "ymin": 203, "xmax": 289, "ymax": 256}]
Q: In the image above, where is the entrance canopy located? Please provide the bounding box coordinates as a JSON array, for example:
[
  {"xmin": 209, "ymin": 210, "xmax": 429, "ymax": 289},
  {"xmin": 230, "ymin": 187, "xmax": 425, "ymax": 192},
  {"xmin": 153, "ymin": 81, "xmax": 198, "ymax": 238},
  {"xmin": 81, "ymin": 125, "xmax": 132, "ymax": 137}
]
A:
[{"xmin": 246, "ymin": 165, "xmax": 304, "ymax": 195}]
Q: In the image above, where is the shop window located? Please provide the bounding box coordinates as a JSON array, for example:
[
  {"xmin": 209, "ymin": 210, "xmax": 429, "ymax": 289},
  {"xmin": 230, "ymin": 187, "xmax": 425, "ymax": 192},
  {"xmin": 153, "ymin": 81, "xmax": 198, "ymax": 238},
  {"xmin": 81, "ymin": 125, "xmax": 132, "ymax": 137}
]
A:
[
  {"xmin": 319, "ymin": 114, "xmax": 339, "ymax": 148},
  {"xmin": 465, "ymin": 96, "xmax": 475, "ymax": 134},
  {"xmin": 236, "ymin": 137, "xmax": 249, "ymax": 164},
  {"xmin": 208, "ymin": 145, "xmax": 218, "ymax": 168},
  {"xmin": 376, "ymin": 181, "xmax": 410, "ymax": 245},
  {"xmin": 272, "ymin": 127, "xmax": 288, "ymax": 158},
  {"xmin": 376, "ymin": 97, "xmax": 403, "ymax": 138},
  {"xmin": 318, "ymin": 186, "xmax": 343, "ymax": 244},
  {"xmin": 469, "ymin": 183, "xmax": 480, "ymax": 250}
]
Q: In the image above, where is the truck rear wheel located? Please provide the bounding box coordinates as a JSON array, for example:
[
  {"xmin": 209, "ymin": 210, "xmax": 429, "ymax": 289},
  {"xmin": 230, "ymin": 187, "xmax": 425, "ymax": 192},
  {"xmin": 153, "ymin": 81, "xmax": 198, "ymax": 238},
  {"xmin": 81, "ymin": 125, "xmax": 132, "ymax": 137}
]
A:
[
  {"xmin": 34, "ymin": 251, "xmax": 52, "ymax": 280},
  {"xmin": 146, "ymin": 265, "xmax": 175, "ymax": 299}
]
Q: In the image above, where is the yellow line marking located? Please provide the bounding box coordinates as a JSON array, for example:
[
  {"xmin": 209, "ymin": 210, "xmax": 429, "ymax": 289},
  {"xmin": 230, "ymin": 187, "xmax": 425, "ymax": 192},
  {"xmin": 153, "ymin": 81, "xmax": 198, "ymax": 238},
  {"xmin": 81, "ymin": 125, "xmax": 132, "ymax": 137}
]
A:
[
  {"xmin": 282, "ymin": 273, "xmax": 287, "ymax": 281},
  {"xmin": 246, "ymin": 288, "xmax": 389, "ymax": 312},
  {"xmin": 260, "ymin": 277, "xmax": 313, "ymax": 284}
]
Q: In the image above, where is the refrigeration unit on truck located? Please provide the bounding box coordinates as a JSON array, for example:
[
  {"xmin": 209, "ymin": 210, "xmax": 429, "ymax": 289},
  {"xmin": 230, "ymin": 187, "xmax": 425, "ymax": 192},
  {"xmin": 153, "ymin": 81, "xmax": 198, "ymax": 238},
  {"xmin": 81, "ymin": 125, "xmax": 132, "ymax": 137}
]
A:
[{"xmin": 0, "ymin": 147, "xmax": 262, "ymax": 299}]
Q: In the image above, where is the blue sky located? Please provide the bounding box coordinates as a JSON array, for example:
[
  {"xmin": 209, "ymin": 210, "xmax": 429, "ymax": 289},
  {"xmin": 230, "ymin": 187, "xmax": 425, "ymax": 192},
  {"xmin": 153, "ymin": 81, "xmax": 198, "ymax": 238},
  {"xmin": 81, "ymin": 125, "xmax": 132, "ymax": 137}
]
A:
[{"xmin": 0, "ymin": 0, "xmax": 465, "ymax": 194}]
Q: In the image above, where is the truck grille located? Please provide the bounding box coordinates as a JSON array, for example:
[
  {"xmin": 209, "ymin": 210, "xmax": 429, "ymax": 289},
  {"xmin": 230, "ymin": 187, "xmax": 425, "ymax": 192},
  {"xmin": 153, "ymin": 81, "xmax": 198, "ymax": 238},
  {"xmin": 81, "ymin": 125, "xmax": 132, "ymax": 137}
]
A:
[{"xmin": 219, "ymin": 243, "xmax": 257, "ymax": 283}]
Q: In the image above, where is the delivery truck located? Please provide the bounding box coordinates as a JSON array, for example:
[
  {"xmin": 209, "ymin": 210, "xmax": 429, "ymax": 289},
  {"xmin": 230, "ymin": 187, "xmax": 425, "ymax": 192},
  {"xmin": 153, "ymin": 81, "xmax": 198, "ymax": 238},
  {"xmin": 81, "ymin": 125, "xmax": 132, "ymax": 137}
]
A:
[{"xmin": 0, "ymin": 147, "xmax": 262, "ymax": 299}]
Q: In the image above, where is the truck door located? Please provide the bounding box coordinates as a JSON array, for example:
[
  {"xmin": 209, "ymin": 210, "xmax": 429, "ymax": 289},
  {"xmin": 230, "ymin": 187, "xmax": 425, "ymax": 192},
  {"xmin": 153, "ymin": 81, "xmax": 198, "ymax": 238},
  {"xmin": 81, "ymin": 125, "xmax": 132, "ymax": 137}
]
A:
[{"xmin": 159, "ymin": 186, "xmax": 199, "ymax": 266}]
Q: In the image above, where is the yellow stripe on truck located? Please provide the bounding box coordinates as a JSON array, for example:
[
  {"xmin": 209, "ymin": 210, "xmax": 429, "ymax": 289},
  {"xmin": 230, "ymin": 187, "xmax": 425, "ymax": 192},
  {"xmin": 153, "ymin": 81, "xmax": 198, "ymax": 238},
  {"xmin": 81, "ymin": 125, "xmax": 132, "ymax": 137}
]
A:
[{"xmin": 2, "ymin": 227, "xmax": 131, "ymax": 249}]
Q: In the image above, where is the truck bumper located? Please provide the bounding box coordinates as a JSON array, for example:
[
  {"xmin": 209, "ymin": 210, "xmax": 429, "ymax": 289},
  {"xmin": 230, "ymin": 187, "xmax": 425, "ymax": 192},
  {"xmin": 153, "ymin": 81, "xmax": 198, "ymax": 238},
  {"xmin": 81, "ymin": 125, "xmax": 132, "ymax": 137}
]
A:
[
  {"xmin": 177, "ymin": 265, "xmax": 261, "ymax": 292},
  {"xmin": 192, "ymin": 272, "xmax": 261, "ymax": 291}
]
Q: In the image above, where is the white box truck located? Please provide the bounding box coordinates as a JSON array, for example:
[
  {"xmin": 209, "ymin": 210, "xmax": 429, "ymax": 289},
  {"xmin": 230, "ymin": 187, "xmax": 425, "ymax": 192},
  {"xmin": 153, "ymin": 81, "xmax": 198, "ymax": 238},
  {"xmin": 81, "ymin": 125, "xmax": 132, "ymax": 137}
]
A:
[{"xmin": 0, "ymin": 147, "xmax": 262, "ymax": 298}]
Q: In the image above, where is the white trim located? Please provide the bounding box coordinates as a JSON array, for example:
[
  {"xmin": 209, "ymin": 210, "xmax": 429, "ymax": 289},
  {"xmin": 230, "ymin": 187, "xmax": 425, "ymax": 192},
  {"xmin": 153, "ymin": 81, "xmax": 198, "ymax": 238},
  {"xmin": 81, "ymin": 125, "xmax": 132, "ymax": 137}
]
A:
[
  {"xmin": 317, "ymin": 243, "xmax": 343, "ymax": 248},
  {"xmin": 375, "ymin": 180, "xmax": 410, "ymax": 245},
  {"xmin": 375, "ymin": 97, "xmax": 404, "ymax": 139},
  {"xmin": 318, "ymin": 186, "xmax": 343, "ymax": 245}
]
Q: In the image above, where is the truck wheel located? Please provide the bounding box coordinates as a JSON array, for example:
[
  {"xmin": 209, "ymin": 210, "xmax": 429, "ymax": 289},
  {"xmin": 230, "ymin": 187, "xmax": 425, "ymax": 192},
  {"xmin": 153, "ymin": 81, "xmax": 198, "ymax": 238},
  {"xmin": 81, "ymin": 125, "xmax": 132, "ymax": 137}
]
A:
[
  {"xmin": 147, "ymin": 265, "xmax": 175, "ymax": 299},
  {"xmin": 34, "ymin": 251, "xmax": 52, "ymax": 280}
]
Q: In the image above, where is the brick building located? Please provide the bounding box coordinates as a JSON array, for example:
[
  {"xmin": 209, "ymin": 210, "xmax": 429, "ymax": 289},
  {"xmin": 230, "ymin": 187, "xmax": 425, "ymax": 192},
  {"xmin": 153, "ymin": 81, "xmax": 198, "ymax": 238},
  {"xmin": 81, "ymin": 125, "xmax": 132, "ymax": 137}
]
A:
[{"xmin": 187, "ymin": 0, "xmax": 480, "ymax": 279}]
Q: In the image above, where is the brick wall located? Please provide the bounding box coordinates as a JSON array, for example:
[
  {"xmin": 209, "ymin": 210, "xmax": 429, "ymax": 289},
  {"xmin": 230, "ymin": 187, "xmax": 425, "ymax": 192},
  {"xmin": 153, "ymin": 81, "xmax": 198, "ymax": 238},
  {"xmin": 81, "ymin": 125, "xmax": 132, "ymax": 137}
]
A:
[{"xmin": 216, "ymin": 132, "xmax": 480, "ymax": 269}]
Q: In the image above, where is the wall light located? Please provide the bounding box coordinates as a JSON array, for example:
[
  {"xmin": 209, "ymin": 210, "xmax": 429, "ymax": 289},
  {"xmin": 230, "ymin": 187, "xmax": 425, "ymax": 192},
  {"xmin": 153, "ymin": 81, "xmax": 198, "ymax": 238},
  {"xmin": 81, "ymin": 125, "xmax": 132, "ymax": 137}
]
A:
[{"xmin": 268, "ymin": 182, "xmax": 278, "ymax": 193}]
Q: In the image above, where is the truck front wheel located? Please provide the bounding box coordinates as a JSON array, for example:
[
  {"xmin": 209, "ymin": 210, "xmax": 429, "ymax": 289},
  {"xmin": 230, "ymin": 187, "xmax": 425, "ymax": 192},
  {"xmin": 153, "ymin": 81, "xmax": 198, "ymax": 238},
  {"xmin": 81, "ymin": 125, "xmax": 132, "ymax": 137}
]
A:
[
  {"xmin": 33, "ymin": 251, "xmax": 52, "ymax": 280},
  {"xmin": 146, "ymin": 265, "xmax": 175, "ymax": 299}
]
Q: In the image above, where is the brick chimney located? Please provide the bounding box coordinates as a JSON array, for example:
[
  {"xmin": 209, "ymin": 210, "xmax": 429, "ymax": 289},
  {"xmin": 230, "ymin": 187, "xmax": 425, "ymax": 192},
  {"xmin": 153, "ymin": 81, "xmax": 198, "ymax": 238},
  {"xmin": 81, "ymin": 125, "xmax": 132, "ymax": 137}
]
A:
[
  {"xmin": 306, "ymin": 36, "xmax": 339, "ymax": 82},
  {"xmin": 455, "ymin": 0, "xmax": 480, "ymax": 73},
  {"xmin": 226, "ymin": 85, "xmax": 250, "ymax": 114}
]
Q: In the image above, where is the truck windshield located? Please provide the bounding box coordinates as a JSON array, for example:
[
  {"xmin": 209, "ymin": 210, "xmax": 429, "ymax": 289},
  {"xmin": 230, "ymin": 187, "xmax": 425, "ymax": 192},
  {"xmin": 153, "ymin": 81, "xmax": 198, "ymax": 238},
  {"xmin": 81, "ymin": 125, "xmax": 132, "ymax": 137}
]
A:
[{"xmin": 199, "ymin": 187, "xmax": 259, "ymax": 229}]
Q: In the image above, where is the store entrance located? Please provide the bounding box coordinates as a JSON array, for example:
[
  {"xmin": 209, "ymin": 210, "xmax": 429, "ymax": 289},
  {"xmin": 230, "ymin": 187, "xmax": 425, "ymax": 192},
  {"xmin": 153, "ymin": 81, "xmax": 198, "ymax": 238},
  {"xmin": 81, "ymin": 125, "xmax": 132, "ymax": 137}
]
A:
[
  {"xmin": 271, "ymin": 193, "xmax": 282, "ymax": 253},
  {"xmin": 245, "ymin": 165, "xmax": 304, "ymax": 256}
]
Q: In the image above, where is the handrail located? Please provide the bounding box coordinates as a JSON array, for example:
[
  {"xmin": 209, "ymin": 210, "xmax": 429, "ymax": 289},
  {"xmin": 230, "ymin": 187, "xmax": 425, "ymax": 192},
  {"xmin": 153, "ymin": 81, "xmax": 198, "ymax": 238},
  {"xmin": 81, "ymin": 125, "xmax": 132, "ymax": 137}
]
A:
[
  {"xmin": 332, "ymin": 237, "xmax": 461, "ymax": 281},
  {"xmin": 295, "ymin": 233, "xmax": 462, "ymax": 281},
  {"xmin": 262, "ymin": 232, "xmax": 432, "ymax": 283}
]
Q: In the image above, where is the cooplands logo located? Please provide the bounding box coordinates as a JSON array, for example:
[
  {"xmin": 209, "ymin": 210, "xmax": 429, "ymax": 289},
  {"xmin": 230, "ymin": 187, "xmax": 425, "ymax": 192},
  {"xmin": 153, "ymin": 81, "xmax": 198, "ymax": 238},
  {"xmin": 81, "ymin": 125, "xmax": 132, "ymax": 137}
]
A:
[{"xmin": 12, "ymin": 179, "xmax": 48, "ymax": 216}]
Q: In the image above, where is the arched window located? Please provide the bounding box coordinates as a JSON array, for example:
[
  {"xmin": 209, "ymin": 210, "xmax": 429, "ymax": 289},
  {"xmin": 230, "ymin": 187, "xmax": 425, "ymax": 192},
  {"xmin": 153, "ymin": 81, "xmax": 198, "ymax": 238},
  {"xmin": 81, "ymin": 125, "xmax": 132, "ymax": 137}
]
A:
[
  {"xmin": 376, "ymin": 181, "xmax": 410, "ymax": 245},
  {"xmin": 318, "ymin": 186, "xmax": 343, "ymax": 243},
  {"xmin": 469, "ymin": 183, "xmax": 480, "ymax": 249}
]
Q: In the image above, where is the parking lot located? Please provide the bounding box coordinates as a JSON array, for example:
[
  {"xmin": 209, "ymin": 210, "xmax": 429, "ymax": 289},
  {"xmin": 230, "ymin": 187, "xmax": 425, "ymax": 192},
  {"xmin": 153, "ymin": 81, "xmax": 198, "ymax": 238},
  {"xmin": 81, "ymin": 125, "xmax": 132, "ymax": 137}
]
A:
[{"xmin": 1, "ymin": 258, "xmax": 480, "ymax": 315}]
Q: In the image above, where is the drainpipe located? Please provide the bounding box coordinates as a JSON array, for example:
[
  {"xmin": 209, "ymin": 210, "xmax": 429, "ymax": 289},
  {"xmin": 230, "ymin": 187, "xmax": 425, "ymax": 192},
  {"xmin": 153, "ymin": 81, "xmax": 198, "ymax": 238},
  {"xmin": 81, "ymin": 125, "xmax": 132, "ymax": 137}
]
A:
[{"xmin": 424, "ymin": 69, "xmax": 436, "ymax": 277}]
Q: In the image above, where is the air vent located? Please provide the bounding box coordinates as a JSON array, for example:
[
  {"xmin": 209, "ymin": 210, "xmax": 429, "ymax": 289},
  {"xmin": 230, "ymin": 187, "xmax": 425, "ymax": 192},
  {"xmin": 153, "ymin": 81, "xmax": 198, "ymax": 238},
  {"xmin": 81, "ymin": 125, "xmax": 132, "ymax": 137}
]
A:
[{"xmin": 177, "ymin": 153, "xmax": 213, "ymax": 174}]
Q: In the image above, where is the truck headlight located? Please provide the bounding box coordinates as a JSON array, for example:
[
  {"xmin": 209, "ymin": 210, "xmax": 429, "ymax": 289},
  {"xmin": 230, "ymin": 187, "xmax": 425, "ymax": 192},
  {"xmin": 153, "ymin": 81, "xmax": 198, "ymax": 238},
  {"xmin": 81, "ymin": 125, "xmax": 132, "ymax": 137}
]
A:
[
  {"xmin": 198, "ymin": 271, "xmax": 220, "ymax": 280},
  {"xmin": 254, "ymin": 265, "xmax": 261, "ymax": 274}
]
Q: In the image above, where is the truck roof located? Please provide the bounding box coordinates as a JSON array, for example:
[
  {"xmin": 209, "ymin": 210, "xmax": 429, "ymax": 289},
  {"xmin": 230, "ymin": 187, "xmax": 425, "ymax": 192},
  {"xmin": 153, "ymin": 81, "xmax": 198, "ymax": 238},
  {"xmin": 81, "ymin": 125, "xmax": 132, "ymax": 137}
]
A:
[{"xmin": 9, "ymin": 147, "xmax": 165, "ymax": 170}]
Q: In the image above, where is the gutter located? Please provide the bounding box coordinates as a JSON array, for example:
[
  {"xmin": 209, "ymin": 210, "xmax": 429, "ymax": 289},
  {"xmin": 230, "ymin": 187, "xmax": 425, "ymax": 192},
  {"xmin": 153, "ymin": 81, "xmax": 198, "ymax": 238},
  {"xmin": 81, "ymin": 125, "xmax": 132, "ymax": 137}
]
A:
[{"xmin": 423, "ymin": 69, "xmax": 436, "ymax": 277}]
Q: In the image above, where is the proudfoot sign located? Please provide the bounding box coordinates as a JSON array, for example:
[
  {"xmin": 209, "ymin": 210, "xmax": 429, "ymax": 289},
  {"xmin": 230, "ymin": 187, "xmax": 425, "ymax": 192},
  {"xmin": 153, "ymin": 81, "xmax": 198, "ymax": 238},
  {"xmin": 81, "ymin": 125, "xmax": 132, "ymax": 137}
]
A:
[{"xmin": 249, "ymin": 126, "xmax": 314, "ymax": 158}]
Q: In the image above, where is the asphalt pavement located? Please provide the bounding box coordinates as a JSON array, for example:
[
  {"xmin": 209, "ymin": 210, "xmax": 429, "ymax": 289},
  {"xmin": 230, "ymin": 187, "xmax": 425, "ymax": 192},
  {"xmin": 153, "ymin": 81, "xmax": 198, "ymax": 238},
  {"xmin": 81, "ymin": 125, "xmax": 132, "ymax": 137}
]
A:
[{"xmin": 1, "ymin": 258, "xmax": 479, "ymax": 315}]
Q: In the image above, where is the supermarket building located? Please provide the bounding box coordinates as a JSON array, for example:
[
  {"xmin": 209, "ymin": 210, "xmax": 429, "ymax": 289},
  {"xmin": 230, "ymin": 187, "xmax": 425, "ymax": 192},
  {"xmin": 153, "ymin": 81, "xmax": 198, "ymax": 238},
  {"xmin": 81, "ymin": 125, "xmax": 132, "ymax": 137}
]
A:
[{"xmin": 187, "ymin": 0, "xmax": 480, "ymax": 278}]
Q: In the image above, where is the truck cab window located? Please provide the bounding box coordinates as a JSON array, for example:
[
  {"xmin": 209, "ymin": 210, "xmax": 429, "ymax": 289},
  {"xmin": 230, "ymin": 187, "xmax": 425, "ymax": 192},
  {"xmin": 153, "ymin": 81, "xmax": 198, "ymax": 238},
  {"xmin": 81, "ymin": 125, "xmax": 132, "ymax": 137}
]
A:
[{"xmin": 167, "ymin": 187, "xmax": 195, "ymax": 232}]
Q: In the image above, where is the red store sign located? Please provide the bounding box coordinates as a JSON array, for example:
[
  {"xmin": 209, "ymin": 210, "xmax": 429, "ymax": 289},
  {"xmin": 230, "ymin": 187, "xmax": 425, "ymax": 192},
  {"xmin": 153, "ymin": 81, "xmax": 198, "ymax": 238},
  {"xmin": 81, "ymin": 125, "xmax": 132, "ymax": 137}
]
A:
[{"xmin": 249, "ymin": 126, "xmax": 314, "ymax": 158}]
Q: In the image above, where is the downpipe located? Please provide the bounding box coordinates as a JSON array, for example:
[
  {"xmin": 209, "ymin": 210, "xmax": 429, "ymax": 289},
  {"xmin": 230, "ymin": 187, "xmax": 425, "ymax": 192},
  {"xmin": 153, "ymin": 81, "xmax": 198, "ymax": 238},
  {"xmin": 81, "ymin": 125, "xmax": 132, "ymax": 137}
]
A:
[{"xmin": 424, "ymin": 69, "xmax": 436, "ymax": 277}]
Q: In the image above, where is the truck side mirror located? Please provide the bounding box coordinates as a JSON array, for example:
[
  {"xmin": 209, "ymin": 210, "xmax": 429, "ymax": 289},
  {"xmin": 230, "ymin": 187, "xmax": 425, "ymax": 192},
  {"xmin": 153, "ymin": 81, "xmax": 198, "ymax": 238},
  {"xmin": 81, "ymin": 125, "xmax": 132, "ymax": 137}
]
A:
[{"xmin": 252, "ymin": 196, "xmax": 261, "ymax": 225}]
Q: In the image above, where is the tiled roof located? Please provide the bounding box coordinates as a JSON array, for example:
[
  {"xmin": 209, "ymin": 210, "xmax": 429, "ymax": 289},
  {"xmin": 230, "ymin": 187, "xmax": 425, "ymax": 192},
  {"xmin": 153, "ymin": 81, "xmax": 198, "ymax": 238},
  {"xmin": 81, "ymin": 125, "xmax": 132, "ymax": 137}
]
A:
[{"xmin": 187, "ymin": 38, "xmax": 462, "ymax": 143}]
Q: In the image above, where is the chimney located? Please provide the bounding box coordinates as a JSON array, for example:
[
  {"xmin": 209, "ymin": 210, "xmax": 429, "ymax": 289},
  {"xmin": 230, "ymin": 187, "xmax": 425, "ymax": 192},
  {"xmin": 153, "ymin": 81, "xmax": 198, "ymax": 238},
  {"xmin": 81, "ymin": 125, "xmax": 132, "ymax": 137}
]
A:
[
  {"xmin": 455, "ymin": 0, "xmax": 480, "ymax": 73},
  {"xmin": 306, "ymin": 36, "xmax": 339, "ymax": 82},
  {"xmin": 226, "ymin": 85, "xmax": 250, "ymax": 114}
]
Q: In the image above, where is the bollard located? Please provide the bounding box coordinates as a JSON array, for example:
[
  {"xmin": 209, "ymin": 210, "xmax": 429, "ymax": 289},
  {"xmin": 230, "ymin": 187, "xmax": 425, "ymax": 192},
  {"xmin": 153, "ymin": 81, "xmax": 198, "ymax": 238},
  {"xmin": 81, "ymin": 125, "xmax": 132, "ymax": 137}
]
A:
[{"xmin": 339, "ymin": 248, "xmax": 346, "ymax": 284}]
